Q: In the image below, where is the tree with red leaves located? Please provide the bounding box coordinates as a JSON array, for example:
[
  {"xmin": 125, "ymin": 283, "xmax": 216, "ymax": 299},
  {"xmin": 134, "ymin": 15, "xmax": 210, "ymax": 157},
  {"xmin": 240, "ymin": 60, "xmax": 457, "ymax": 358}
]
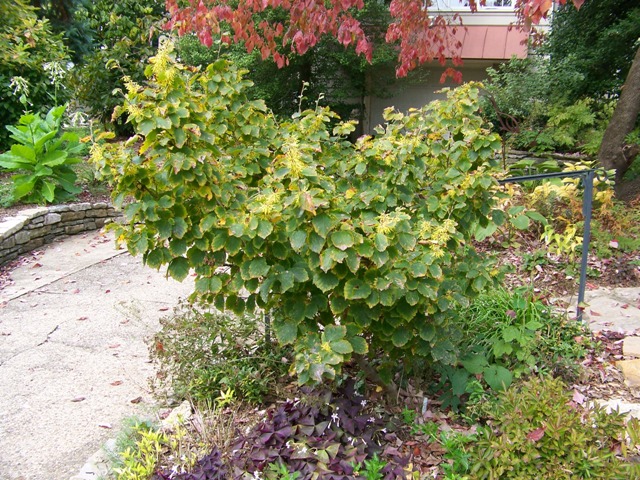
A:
[{"xmin": 165, "ymin": 0, "xmax": 584, "ymax": 78}]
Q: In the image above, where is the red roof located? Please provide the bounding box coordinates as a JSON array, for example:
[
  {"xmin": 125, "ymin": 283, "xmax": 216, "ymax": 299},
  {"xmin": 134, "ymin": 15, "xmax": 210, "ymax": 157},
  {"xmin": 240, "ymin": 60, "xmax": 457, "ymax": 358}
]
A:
[{"xmin": 454, "ymin": 25, "xmax": 529, "ymax": 59}]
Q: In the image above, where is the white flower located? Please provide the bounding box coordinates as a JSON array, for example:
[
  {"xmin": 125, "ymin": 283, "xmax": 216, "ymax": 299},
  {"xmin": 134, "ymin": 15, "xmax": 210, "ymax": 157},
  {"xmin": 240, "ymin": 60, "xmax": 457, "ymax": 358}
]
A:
[
  {"xmin": 299, "ymin": 446, "xmax": 308, "ymax": 454},
  {"xmin": 360, "ymin": 399, "xmax": 367, "ymax": 407},
  {"xmin": 368, "ymin": 416, "xmax": 375, "ymax": 423}
]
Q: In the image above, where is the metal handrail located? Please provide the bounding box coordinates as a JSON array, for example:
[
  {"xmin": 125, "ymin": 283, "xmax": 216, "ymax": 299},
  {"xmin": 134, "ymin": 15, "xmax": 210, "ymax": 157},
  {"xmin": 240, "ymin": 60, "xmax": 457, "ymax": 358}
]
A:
[{"xmin": 498, "ymin": 169, "xmax": 595, "ymax": 322}]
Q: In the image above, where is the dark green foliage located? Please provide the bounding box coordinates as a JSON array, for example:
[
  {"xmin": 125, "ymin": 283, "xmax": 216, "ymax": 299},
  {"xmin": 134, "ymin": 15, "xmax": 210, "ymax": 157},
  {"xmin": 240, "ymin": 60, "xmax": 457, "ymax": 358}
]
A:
[
  {"xmin": 150, "ymin": 303, "xmax": 291, "ymax": 404},
  {"xmin": 30, "ymin": 0, "xmax": 93, "ymax": 62},
  {"xmin": 0, "ymin": 105, "xmax": 84, "ymax": 204},
  {"xmin": 545, "ymin": 0, "xmax": 640, "ymax": 102},
  {"xmin": 71, "ymin": 0, "xmax": 164, "ymax": 134},
  {"xmin": 0, "ymin": 0, "xmax": 70, "ymax": 150},
  {"xmin": 465, "ymin": 376, "xmax": 640, "ymax": 479}
]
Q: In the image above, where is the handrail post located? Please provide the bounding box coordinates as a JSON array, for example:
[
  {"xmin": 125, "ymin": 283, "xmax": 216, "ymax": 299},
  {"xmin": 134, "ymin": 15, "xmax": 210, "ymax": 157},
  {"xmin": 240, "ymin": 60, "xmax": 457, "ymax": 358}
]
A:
[{"xmin": 577, "ymin": 170, "xmax": 594, "ymax": 322}]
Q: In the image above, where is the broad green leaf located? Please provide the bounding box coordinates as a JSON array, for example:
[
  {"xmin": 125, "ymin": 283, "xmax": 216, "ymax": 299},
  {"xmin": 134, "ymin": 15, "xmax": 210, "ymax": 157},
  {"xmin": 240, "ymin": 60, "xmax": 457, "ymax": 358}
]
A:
[
  {"xmin": 312, "ymin": 271, "xmax": 339, "ymax": 292},
  {"xmin": 525, "ymin": 210, "xmax": 548, "ymax": 224},
  {"xmin": 431, "ymin": 339, "xmax": 456, "ymax": 364},
  {"xmin": 312, "ymin": 214, "xmax": 332, "ymax": 238},
  {"xmin": 41, "ymin": 181, "xmax": 55, "ymax": 202},
  {"xmin": 278, "ymin": 271, "xmax": 295, "ymax": 292},
  {"xmin": 428, "ymin": 263, "xmax": 442, "ymax": 278},
  {"xmin": 483, "ymin": 365, "xmax": 513, "ymax": 391},
  {"xmin": 290, "ymin": 230, "xmax": 307, "ymax": 251},
  {"xmin": 410, "ymin": 262, "xmax": 427, "ymax": 277},
  {"xmin": 169, "ymin": 238, "xmax": 187, "ymax": 256},
  {"xmin": 391, "ymin": 327, "xmax": 412, "ymax": 347},
  {"xmin": 344, "ymin": 279, "xmax": 371, "ymax": 300},
  {"xmin": 167, "ymin": 257, "xmax": 190, "ymax": 281},
  {"xmin": 373, "ymin": 232, "xmax": 389, "ymax": 252},
  {"xmin": 173, "ymin": 217, "xmax": 188, "ymax": 238},
  {"xmin": 257, "ymin": 220, "xmax": 273, "ymax": 239},
  {"xmin": 510, "ymin": 215, "xmax": 530, "ymax": 230},
  {"xmin": 324, "ymin": 325, "xmax": 346, "ymax": 342},
  {"xmin": 502, "ymin": 326, "xmax": 520, "ymax": 343},
  {"xmin": 248, "ymin": 258, "xmax": 270, "ymax": 278},
  {"xmin": 330, "ymin": 296, "xmax": 349, "ymax": 314},
  {"xmin": 330, "ymin": 340, "xmax": 353, "ymax": 355},
  {"xmin": 330, "ymin": 230, "xmax": 354, "ymax": 251},
  {"xmin": 290, "ymin": 266, "xmax": 309, "ymax": 282},
  {"xmin": 451, "ymin": 369, "xmax": 470, "ymax": 396},
  {"xmin": 349, "ymin": 336, "xmax": 368, "ymax": 354},
  {"xmin": 274, "ymin": 318, "xmax": 298, "ymax": 344},
  {"xmin": 418, "ymin": 320, "xmax": 436, "ymax": 342},
  {"xmin": 461, "ymin": 353, "xmax": 488, "ymax": 374}
]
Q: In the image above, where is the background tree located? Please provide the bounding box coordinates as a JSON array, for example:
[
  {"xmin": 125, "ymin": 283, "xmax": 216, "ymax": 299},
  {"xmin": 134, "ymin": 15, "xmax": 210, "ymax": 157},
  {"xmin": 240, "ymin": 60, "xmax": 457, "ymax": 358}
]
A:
[
  {"xmin": 164, "ymin": 0, "xmax": 639, "ymax": 190},
  {"xmin": 29, "ymin": 0, "xmax": 93, "ymax": 62},
  {"xmin": 0, "ymin": 0, "xmax": 70, "ymax": 150},
  {"xmin": 71, "ymin": 0, "xmax": 165, "ymax": 135}
]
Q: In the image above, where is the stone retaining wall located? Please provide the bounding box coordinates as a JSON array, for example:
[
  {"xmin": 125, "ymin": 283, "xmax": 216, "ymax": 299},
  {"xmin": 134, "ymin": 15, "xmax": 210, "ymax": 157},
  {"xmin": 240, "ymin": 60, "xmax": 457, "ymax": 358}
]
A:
[{"xmin": 0, "ymin": 202, "xmax": 122, "ymax": 266}]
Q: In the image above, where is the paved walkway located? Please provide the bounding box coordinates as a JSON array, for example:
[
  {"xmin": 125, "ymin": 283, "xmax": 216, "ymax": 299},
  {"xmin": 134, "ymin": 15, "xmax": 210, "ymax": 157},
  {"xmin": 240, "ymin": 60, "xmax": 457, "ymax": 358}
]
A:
[{"xmin": 0, "ymin": 231, "xmax": 193, "ymax": 480}]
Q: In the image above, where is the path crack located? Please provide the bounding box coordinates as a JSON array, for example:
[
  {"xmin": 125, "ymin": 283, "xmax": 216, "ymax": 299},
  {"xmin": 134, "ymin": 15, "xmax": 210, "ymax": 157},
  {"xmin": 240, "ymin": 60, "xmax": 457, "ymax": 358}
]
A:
[{"xmin": 37, "ymin": 324, "xmax": 60, "ymax": 346}]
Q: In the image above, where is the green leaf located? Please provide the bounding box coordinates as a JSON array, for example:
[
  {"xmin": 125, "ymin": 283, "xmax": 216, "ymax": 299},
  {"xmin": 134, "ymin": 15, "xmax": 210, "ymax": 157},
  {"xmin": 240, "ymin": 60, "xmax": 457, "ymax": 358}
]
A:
[
  {"xmin": 502, "ymin": 326, "xmax": 520, "ymax": 343},
  {"xmin": 312, "ymin": 214, "xmax": 333, "ymax": 238},
  {"xmin": 418, "ymin": 321, "xmax": 436, "ymax": 342},
  {"xmin": 483, "ymin": 365, "xmax": 513, "ymax": 391},
  {"xmin": 344, "ymin": 279, "xmax": 371, "ymax": 300},
  {"xmin": 428, "ymin": 263, "xmax": 442, "ymax": 278},
  {"xmin": 169, "ymin": 238, "xmax": 187, "ymax": 256},
  {"xmin": 391, "ymin": 327, "xmax": 412, "ymax": 347},
  {"xmin": 290, "ymin": 230, "xmax": 307, "ymax": 251},
  {"xmin": 274, "ymin": 318, "xmax": 298, "ymax": 344},
  {"xmin": 450, "ymin": 369, "xmax": 470, "ymax": 396},
  {"xmin": 410, "ymin": 262, "xmax": 427, "ymax": 277},
  {"xmin": 373, "ymin": 233, "xmax": 389, "ymax": 252},
  {"xmin": 324, "ymin": 325, "xmax": 346, "ymax": 342},
  {"xmin": 461, "ymin": 353, "xmax": 489, "ymax": 375},
  {"xmin": 173, "ymin": 217, "xmax": 188, "ymax": 238},
  {"xmin": 41, "ymin": 181, "xmax": 55, "ymax": 202},
  {"xmin": 248, "ymin": 258, "xmax": 270, "ymax": 278},
  {"xmin": 312, "ymin": 271, "xmax": 340, "ymax": 292},
  {"xmin": 510, "ymin": 215, "xmax": 530, "ymax": 230},
  {"xmin": 330, "ymin": 296, "xmax": 349, "ymax": 314},
  {"xmin": 330, "ymin": 339, "xmax": 353, "ymax": 355},
  {"xmin": 167, "ymin": 257, "xmax": 190, "ymax": 281},
  {"xmin": 330, "ymin": 230, "xmax": 354, "ymax": 251},
  {"xmin": 256, "ymin": 220, "xmax": 273, "ymax": 239},
  {"xmin": 349, "ymin": 336, "xmax": 368, "ymax": 354},
  {"xmin": 278, "ymin": 271, "xmax": 295, "ymax": 292}
]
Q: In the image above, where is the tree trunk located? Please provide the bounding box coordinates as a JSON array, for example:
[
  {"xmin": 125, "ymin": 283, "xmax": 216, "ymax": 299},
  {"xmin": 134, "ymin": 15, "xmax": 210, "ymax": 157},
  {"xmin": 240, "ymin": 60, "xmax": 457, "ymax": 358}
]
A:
[{"xmin": 598, "ymin": 44, "xmax": 640, "ymax": 184}]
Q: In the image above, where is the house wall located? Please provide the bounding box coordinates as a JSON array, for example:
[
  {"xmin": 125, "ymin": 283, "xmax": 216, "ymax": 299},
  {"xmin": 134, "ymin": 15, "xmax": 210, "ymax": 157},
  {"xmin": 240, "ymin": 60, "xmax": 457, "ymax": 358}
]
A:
[{"xmin": 363, "ymin": 61, "xmax": 496, "ymax": 134}]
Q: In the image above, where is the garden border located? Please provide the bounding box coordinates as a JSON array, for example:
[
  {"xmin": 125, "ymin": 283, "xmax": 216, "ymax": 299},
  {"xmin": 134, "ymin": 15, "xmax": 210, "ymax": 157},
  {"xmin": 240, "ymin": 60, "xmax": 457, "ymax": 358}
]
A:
[{"xmin": 0, "ymin": 202, "xmax": 122, "ymax": 267}]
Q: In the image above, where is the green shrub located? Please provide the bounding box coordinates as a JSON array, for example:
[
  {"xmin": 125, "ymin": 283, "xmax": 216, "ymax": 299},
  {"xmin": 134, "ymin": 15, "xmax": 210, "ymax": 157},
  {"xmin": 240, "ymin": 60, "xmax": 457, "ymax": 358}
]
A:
[
  {"xmin": 465, "ymin": 376, "xmax": 640, "ymax": 479},
  {"xmin": 94, "ymin": 41, "xmax": 510, "ymax": 389},
  {"xmin": 150, "ymin": 303, "xmax": 291, "ymax": 404},
  {"xmin": 0, "ymin": 104, "xmax": 84, "ymax": 205}
]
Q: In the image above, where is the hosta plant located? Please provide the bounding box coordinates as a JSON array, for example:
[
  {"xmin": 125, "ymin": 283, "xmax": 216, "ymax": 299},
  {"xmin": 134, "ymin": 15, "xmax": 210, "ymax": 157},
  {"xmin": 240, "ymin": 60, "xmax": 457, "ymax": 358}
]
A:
[
  {"xmin": 0, "ymin": 104, "xmax": 83, "ymax": 204},
  {"xmin": 93, "ymin": 41, "xmax": 510, "ymax": 388}
]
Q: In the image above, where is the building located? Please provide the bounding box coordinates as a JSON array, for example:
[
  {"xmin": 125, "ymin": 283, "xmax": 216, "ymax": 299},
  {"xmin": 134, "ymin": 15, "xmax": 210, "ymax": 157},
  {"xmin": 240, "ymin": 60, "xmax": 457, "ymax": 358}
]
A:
[{"xmin": 362, "ymin": 0, "xmax": 530, "ymax": 133}]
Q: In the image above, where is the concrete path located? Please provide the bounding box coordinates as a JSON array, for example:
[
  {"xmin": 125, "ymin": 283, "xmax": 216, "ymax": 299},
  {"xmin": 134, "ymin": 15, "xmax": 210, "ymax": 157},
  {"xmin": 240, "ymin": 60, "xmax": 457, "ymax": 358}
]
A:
[{"xmin": 0, "ymin": 230, "xmax": 193, "ymax": 480}]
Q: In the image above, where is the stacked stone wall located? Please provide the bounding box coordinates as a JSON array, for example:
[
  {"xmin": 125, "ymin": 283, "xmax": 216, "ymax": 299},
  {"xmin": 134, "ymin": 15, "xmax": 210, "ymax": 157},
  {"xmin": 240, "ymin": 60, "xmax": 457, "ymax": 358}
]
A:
[{"xmin": 0, "ymin": 203, "xmax": 122, "ymax": 266}]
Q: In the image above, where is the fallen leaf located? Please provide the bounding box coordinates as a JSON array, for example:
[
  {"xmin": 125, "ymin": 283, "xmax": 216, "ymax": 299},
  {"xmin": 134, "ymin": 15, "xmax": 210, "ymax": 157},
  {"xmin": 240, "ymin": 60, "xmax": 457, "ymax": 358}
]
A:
[
  {"xmin": 72, "ymin": 288, "xmax": 80, "ymax": 294},
  {"xmin": 621, "ymin": 304, "xmax": 629, "ymax": 309},
  {"xmin": 77, "ymin": 316, "xmax": 88, "ymax": 321},
  {"xmin": 31, "ymin": 263, "xmax": 42, "ymax": 268},
  {"xmin": 71, "ymin": 396, "xmax": 86, "ymax": 402},
  {"xmin": 572, "ymin": 389, "xmax": 586, "ymax": 405},
  {"xmin": 609, "ymin": 240, "xmax": 619, "ymax": 249},
  {"xmin": 105, "ymin": 289, "xmax": 111, "ymax": 293},
  {"xmin": 130, "ymin": 396, "xmax": 143, "ymax": 404},
  {"xmin": 108, "ymin": 344, "xmax": 121, "ymax": 349},
  {"xmin": 527, "ymin": 427, "xmax": 545, "ymax": 442},
  {"xmin": 158, "ymin": 307, "xmax": 169, "ymax": 311},
  {"xmin": 110, "ymin": 380, "xmax": 123, "ymax": 386},
  {"xmin": 590, "ymin": 310, "xmax": 602, "ymax": 317},
  {"xmin": 98, "ymin": 423, "xmax": 112, "ymax": 429}
]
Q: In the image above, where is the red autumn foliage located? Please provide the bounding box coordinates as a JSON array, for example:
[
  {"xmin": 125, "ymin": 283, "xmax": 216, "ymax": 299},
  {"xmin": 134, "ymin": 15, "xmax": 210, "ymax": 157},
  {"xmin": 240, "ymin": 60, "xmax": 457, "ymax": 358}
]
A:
[{"xmin": 165, "ymin": 0, "xmax": 583, "ymax": 78}]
